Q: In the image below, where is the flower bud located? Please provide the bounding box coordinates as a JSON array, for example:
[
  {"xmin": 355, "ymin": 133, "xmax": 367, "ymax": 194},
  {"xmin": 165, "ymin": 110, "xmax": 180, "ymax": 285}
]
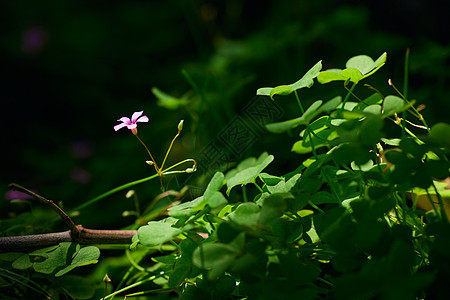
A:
[
  {"xmin": 146, "ymin": 160, "xmax": 154, "ymax": 165},
  {"xmin": 185, "ymin": 165, "xmax": 197, "ymax": 173},
  {"xmin": 178, "ymin": 120, "xmax": 184, "ymax": 131},
  {"xmin": 126, "ymin": 190, "xmax": 135, "ymax": 198}
]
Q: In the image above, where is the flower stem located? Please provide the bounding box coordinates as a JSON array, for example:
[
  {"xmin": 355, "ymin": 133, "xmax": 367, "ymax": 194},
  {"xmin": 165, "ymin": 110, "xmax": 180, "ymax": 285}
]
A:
[
  {"xmin": 294, "ymin": 90, "xmax": 304, "ymax": 114},
  {"xmin": 161, "ymin": 159, "xmax": 197, "ymax": 174},
  {"xmin": 135, "ymin": 134, "xmax": 160, "ymax": 173},
  {"xmin": 160, "ymin": 130, "xmax": 181, "ymax": 171},
  {"xmin": 70, "ymin": 173, "xmax": 160, "ymax": 212}
]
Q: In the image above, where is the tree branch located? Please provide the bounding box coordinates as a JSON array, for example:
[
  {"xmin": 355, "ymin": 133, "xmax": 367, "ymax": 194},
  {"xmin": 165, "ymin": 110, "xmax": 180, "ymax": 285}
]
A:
[
  {"xmin": 0, "ymin": 226, "xmax": 137, "ymax": 251},
  {"xmin": 8, "ymin": 183, "xmax": 80, "ymax": 237},
  {"xmin": 1, "ymin": 184, "xmax": 137, "ymax": 251}
]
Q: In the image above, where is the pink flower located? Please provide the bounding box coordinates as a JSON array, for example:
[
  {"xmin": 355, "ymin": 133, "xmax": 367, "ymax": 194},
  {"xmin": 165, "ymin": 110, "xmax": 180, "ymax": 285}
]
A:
[{"xmin": 114, "ymin": 111, "xmax": 149, "ymax": 134}]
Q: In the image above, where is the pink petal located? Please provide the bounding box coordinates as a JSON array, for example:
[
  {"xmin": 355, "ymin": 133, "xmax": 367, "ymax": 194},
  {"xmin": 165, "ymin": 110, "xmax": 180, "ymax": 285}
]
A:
[
  {"xmin": 136, "ymin": 115, "xmax": 149, "ymax": 123},
  {"xmin": 131, "ymin": 111, "xmax": 144, "ymax": 123},
  {"xmin": 126, "ymin": 123, "xmax": 138, "ymax": 130},
  {"xmin": 117, "ymin": 117, "xmax": 131, "ymax": 125},
  {"xmin": 114, "ymin": 123, "xmax": 128, "ymax": 131}
]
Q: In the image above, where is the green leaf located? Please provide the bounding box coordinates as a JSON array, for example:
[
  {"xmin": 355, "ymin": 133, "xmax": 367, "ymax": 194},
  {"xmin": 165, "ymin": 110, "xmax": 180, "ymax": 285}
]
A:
[
  {"xmin": 256, "ymin": 61, "xmax": 322, "ymax": 99},
  {"xmin": 264, "ymin": 173, "xmax": 301, "ymax": 194},
  {"xmin": 354, "ymin": 93, "xmax": 383, "ymax": 110},
  {"xmin": 204, "ymin": 172, "xmax": 228, "ymax": 209},
  {"xmin": 346, "ymin": 54, "xmax": 377, "ymax": 74},
  {"xmin": 168, "ymin": 196, "xmax": 206, "ymax": 218},
  {"xmin": 227, "ymin": 203, "xmax": 260, "ymax": 227},
  {"xmin": 382, "ymin": 95, "xmax": 404, "ymax": 116},
  {"xmin": 0, "ymin": 252, "xmax": 23, "ymax": 262},
  {"xmin": 152, "ymin": 87, "xmax": 189, "ymax": 110},
  {"xmin": 339, "ymin": 68, "xmax": 364, "ymax": 83},
  {"xmin": 363, "ymin": 52, "xmax": 387, "ymax": 78},
  {"xmin": 428, "ymin": 123, "xmax": 450, "ymax": 148},
  {"xmin": 318, "ymin": 53, "xmax": 387, "ymax": 84},
  {"xmin": 360, "ymin": 116, "xmax": 383, "ymax": 145},
  {"xmin": 169, "ymin": 258, "xmax": 191, "ymax": 287},
  {"xmin": 33, "ymin": 242, "xmax": 78, "ymax": 275},
  {"xmin": 317, "ymin": 68, "xmax": 363, "ymax": 84},
  {"xmin": 259, "ymin": 193, "xmax": 291, "ymax": 224},
  {"xmin": 12, "ymin": 254, "xmax": 33, "ymax": 270},
  {"xmin": 55, "ymin": 246, "xmax": 100, "ymax": 277},
  {"xmin": 138, "ymin": 219, "xmax": 183, "ymax": 247},
  {"xmin": 204, "ymin": 172, "xmax": 225, "ymax": 197},
  {"xmin": 226, "ymin": 153, "xmax": 274, "ymax": 194},
  {"xmin": 192, "ymin": 243, "xmax": 238, "ymax": 280},
  {"xmin": 265, "ymin": 100, "xmax": 322, "ymax": 133}
]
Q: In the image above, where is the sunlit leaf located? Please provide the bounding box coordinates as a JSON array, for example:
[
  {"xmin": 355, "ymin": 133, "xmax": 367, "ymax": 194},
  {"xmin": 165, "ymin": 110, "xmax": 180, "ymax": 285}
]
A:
[
  {"xmin": 152, "ymin": 87, "xmax": 189, "ymax": 110},
  {"xmin": 138, "ymin": 219, "xmax": 183, "ymax": 246},
  {"xmin": 257, "ymin": 61, "xmax": 322, "ymax": 99},
  {"xmin": 226, "ymin": 153, "xmax": 274, "ymax": 194}
]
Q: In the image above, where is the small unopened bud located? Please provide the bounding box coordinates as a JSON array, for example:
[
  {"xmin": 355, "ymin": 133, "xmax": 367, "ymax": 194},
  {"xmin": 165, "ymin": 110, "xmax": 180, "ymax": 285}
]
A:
[
  {"xmin": 103, "ymin": 274, "xmax": 111, "ymax": 283},
  {"xmin": 126, "ymin": 190, "xmax": 135, "ymax": 199},
  {"xmin": 146, "ymin": 160, "xmax": 154, "ymax": 165},
  {"xmin": 185, "ymin": 166, "xmax": 197, "ymax": 173},
  {"xmin": 178, "ymin": 120, "xmax": 184, "ymax": 131}
]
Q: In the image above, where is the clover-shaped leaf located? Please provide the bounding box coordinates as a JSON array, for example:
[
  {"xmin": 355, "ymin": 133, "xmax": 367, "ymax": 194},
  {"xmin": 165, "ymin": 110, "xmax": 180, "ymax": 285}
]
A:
[
  {"xmin": 318, "ymin": 52, "xmax": 387, "ymax": 84},
  {"xmin": 226, "ymin": 153, "xmax": 274, "ymax": 195},
  {"xmin": 266, "ymin": 96, "xmax": 341, "ymax": 133},
  {"xmin": 138, "ymin": 218, "xmax": 183, "ymax": 247},
  {"xmin": 257, "ymin": 61, "xmax": 322, "ymax": 99}
]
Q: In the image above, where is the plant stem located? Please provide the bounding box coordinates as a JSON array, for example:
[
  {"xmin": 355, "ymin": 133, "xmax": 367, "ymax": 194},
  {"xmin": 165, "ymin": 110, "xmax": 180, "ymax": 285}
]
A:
[
  {"xmin": 160, "ymin": 130, "xmax": 181, "ymax": 171},
  {"xmin": 294, "ymin": 90, "xmax": 304, "ymax": 114},
  {"xmin": 253, "ymin": 182, "xmax": 264, "ymax": 193},
  {"xmin": 103, "ymin": 277, "xmax": 157, "ymax": 300},
  {"xmin": 242, "ymin": 185, "xmax": 248, "ymax": 202},
  {"xmin": 8, "ymin": 183, "xmax": 78, "ymax": 236},
  {"xmin": 70, "ymin": 173, "xmax": 159, "ymax": 212},
  {"xmin": 342, "ymin": 82, "xmax": 357, "ymax": 112},
  {"xmin": 135, "ymin": 134, "xmax": 160, "ymax": 173},
  {"xmin": 161, "ymin": 159, "xmax": 197, "ymax": 174},
  {"xmin": 432, "ymin": 182, "xmax": 449, "ymax": 223}
]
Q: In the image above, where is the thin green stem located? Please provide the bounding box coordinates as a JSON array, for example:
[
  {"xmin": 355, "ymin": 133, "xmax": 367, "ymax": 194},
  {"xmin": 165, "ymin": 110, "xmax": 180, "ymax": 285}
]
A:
[
  {"xmin": 242, "ymin": 185, "xmax": 248, "ymax": 202},
  {"xmin": 403, "ymin": 48, "xmax": 410, "ymax": 101},
  {"xmin": 103, "ymin": 277, "xmax": 157, "ymax": 300},
  {"xmin": 160, "ymin": 130, "xmax": 181, "ymax": 171},
  {"xmin": 125, "ymin": 249, "xmax": 146, "ymax": 272},
  {"xmin": 161, "ymin": 159, "xmax": 197, "ymax": 174},
  {"xmin": 133, "ymin": 193, "xmax": 141, "ymax": 218},
  {"xmin": 70, "ymin": 173, "xmax": 159, "ymax": 212},
  {"xmin": 432, "ymin": 182, "xmax": 449, "ymax": 223},
  {"xmin": 253, "ymin": 182, "xmax": 264, "ymax": 193},
  {"xmin": 308, "ymin": 200, "xmax": 324, "ymax": 214},
  {"xmin": 401, "ymin": 48, "xmax": 411, "ymax": 139},
  {"xmin": 294, "ymin": 90, "xmax": 304, "ymax": 114},
  {"xmin": 425, "ymin": 189, "xmax": 439, "ymax": 216},
  {"xmin": 135, "ymin": 134, "xmax": 160, "ymax": 172},
  {"xmin": 342, "ymin": 83, "xmax": 357, "ymax": 112}
]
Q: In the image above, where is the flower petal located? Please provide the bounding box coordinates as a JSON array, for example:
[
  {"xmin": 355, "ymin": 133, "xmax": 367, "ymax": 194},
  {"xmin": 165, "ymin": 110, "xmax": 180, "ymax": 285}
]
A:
[
  {"xmin": 131, "ymin": 111, "xmax": 144, "ymax": 123},
  {"xmin": 126, "ymin": 123, "xmax": 138, "ymax": 130},
  {"xmin": 117, "ymin": 117, "xmax": 131, "ymax": 124},
  {"xmin": 136, "ymin": 115, "xmax": 149, "ymax": 123},
  {"xmin": 114, "ymin": 123, "xmax": 128, "ymax": 131}
]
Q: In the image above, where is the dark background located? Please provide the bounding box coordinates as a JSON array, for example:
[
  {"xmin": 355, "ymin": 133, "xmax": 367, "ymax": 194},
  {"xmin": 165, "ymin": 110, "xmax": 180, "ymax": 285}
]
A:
[{"xmin": 2, "ymin": 0, "xmax": 449, "ymax": 228}]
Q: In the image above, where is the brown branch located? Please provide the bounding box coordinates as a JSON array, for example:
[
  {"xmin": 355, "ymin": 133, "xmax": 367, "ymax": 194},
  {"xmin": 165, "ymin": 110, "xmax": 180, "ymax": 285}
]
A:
[
  {"xmin": 1, "ymin": 184, "xmax": 137, "ymax": 251},
  {"xmin": 8, "ymin": 183, "xmax": 80, "ymax": 237},
  {"xmin": 0, "ymin": 226, "xmax": 137, "ymax": 251}
]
